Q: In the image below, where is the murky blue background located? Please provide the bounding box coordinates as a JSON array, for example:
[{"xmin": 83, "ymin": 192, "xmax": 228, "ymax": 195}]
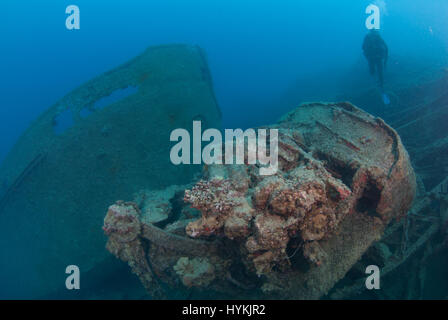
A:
[{"xmin": 2, "ymin": 0, "xmax": 447, "ymax": 163}]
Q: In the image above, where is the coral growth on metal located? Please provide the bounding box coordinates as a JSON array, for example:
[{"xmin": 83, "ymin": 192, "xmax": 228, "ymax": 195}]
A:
[{"xmin": 103, "ymin": 102, "xmax": 416, "ymax": 299}]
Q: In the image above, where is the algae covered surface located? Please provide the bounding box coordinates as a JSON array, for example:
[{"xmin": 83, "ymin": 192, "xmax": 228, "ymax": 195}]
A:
[{"xmin": 1, "ymin": 1, "xmax": 448, "ymax": 300}]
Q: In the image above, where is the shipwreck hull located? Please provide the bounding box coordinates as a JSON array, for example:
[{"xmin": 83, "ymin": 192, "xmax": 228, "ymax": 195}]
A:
[
  {"xmin": 104, "ymin": 102, "xmax": 416, "ymax": 299},
  {"xmin": 0, "ymin": 45, "xmax": 221, "ymax": 298}
]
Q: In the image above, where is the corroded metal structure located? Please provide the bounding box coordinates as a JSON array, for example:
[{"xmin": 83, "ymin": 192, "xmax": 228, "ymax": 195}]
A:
[{"xmin": 104, "ymin": 102, "xmax": 416, "ymax": 299}]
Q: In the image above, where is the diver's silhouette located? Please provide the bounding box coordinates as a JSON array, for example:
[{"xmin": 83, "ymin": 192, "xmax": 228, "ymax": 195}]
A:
[{"xmin": 363, "ymin": 29, "xmax": 388, "ymax": 89}]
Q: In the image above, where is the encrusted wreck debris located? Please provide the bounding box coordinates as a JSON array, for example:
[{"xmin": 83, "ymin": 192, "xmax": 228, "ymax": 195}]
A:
[
  {"xmin": 330, "ymin": 68, "xmax": 448, "ymax": 299},
  {"xmin": 104, "ymin": 101, "xmax": 417, "ymax": 299}
]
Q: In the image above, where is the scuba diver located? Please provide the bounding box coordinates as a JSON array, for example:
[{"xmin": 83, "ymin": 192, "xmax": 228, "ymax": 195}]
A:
[{"xmin": 362, "ymin": 29, "xmax": 390, "ymax": 104}]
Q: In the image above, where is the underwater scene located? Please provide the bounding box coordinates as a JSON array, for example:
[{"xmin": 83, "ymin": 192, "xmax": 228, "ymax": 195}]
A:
[{"xmin": 1, "ymin": 0, "xmax": 448, "ymax": 301}]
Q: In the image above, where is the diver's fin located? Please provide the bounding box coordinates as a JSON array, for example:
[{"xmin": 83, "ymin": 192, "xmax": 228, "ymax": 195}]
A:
[{"xmin": 381, "ymin": 92, "xmax": 390, "ymax": 105}]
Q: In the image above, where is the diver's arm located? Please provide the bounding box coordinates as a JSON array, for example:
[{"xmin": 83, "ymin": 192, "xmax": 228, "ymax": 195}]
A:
[{"xmin": 383, "ymin": 42, "xmax": 389, "ymax": 67}]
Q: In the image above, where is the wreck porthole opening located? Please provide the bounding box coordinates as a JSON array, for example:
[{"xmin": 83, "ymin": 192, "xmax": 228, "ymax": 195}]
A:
[
  {"xmin": 356, "ymin": 182, "xmax": 382, "ymax": 218},
  {"xmin": 93, "ymin": 86, "xmax": 139, "ymax": 111},
  {"xmin": 52, "ymin": 109, "xmax": 74, "ymax": 135},
  {"xmin": 79, "ymin": 105, "xmax": 94, "ymax": 118}
]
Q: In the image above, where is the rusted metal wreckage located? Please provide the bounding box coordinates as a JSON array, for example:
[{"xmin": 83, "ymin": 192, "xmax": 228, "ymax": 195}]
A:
[
  {"xmin": 103, "ymin": 101, "xmax": 423, "ymax": 299},
  {"xmin": 1, "ymin": 43, "xmax": 446, "ymax": 299}
]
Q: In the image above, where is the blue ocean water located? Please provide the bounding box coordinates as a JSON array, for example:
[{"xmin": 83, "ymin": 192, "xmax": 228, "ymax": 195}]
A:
[
  {"xmin": 1, "ymin": 0, "xmax": 448, "ymax": 300},
  {"xmin": 2, "ymin": 0, "xmax": 447, "ymax": 162}
]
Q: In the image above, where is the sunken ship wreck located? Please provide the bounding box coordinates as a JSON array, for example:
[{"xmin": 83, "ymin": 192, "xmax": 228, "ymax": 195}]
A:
[{"xmin": 0, "ymin": 45, "xmax": 446, "ymax": 299}]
